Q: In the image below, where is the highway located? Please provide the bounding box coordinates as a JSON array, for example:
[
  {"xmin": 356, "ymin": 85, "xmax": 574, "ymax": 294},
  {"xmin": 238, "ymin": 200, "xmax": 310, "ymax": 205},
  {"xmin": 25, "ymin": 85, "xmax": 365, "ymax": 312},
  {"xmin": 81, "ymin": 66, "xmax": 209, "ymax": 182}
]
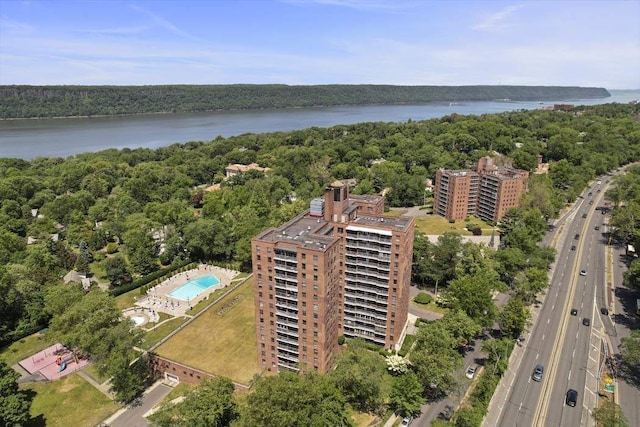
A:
[{"xmin": 495, "ymin": 179, "xmax": 611, "ymax": 427}]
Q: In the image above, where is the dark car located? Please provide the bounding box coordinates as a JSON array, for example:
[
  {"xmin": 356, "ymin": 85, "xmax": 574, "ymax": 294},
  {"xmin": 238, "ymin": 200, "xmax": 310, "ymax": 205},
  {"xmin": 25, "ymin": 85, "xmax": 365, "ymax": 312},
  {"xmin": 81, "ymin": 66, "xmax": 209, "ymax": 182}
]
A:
[
  {"xmin": 574, "ymin": 234, "xmax": 580, "ymax": 240},
  {"xmin": 583, "ymin": 317, "xmax": 591, "ymax": 326},
  {"xmin": 571, "ymin": 308, "xmax": 578, "ymax": 316},
  {"xmin": 595, "ymin": 226, "xmax": 600, "ymax": 231},
  {"xmin": 566, "ymin": 389, "xmax": 578, "ymax": 407},
  {"xmin": 589, "ymin": 200, "xmax": 593, "ymax": 205},
  {"xmin": 601, "ymin": 307, "xmax": 609, "ymax": 315},
  {"xmin": 571, "ymin": 245, "xmax": 576, "ymax": 251},
  {"xmin": 582, "ymin": 213, "xmax": 588, "ymax": 218},
  {"xmin": 532, "ymin": 364, "xmax": 544, "ymax": 382}
]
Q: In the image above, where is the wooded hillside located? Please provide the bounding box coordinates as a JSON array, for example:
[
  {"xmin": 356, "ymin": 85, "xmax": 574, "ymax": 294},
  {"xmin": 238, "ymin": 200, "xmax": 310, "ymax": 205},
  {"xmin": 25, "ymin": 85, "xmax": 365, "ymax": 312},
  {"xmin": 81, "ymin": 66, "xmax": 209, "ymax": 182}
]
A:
[{"xmin": 0, "ymin": 84, "xmax": 610, "ymax": 119}]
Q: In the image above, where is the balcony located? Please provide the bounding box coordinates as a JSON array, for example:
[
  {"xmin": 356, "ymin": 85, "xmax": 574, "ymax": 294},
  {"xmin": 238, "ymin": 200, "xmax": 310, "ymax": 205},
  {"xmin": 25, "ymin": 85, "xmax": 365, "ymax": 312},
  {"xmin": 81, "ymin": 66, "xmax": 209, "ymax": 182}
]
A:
[
  {"xmin": 277, "ymin": 334, "xmax": 299, "ymax": 347},
  {"xmin": 276, "ymin": 307, "xmax": 299, "ymax": 320},
  {"xmin": 276, "ymin": 317, "xmax": 299, "ymax": 328},
  {"xmin": 275, "ymin": 299, "xmax": 298, "ymax": 311},
  {"xmin": 278, "ymin": 360, "xmax": 300, "ymax": 372}
]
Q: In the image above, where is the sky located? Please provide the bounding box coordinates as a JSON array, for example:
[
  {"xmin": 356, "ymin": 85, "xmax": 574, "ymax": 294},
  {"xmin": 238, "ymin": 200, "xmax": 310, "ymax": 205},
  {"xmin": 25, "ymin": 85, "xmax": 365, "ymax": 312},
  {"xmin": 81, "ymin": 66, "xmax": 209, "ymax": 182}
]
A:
[{"xmin": 0, "ymin": 0, "xmax": 639, "ymax": 89}]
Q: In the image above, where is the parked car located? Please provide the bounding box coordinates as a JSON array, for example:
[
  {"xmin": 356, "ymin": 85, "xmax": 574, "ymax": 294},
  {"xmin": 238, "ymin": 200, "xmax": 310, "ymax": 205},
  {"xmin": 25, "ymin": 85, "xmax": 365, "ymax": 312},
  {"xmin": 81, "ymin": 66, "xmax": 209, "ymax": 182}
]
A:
[
  {"xmin": 566, "ymin": 389, "xmax": 578, "ymax": 407},
  {"xmin": 595, "ymin": 226, "xmax": 600, "ymax": 230},
  {"xmin": 465, "ymin": 365, "xmax": 477, "ymax": 379},
  {"xmin": 532, "ymin": 364, "xmax": 544, "ymax": 382},
  {"xmin": 400, "ymin": 416, "xmax": 413, "ymax": 426},
  {"xmin": 580, "ymin": 270, "xmax": 587, "ymax": 276}
]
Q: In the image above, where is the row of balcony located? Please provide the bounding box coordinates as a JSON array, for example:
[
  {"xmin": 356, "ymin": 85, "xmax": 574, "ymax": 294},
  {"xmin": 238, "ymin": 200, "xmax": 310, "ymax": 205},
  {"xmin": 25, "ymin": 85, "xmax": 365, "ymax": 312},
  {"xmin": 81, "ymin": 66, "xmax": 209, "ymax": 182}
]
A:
[
  {"xmin": 344, "ymin": 328, "xmax": 386, "ymax": 345},
  {"xmin": 344, "ymin": 257, "xmax": 390, "ymax": 271},
  {"xmin": 344, "ymin": 305, "xmax": 387, "ymax": 321},
  {"xmin": 345, "ymin": 274, "xmax": 389, "ymax": 288},
  {"xmin": 276, "ymin": 307, "xmax": 299, "ymax": 320},
  {"xmin": 345, "ymin": 232, "xmax": 392, "ymax": 244},
  {"xmin": 345, "ymin": 241, "xmax": 392, "ymax": 254},
  {"xmin": 344, "ymin": 283, "xmax": 389, "ymax": 298},
  {"xmin": 345, "ymin": 267, "xmax": 391, "ymax": 281}
]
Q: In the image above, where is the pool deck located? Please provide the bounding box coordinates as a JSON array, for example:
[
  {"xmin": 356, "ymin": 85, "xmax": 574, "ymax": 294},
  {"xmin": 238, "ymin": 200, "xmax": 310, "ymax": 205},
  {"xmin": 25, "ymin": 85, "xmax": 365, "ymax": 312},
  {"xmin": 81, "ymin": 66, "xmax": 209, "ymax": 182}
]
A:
[{"xmin": 128, "ymin": 264, "xmax": 238, "ymax": 319}]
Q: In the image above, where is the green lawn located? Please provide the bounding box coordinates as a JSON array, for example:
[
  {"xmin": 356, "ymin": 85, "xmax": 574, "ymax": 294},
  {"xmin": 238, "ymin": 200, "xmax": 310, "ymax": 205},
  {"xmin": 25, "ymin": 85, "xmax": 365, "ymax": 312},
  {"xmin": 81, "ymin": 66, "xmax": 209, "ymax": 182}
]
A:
[
  {"xmin": 142, "ymin": 316, "xmax": 190, "ymax": 350},
  {"xmin": 81, "ymin": 363, "xmax": 109, "ymax": 384},
  {"xmin": 414, "ymin": 215, "xmax": 493, "ymax": 235},
  {"xmin": 0, "ymin": 331, "xmax": 56, "ymax": 367},
  {"xmin": 156, "ymin": 278, "xmax": 259, "ymax": 385},
  {"xmin": 114, "ymin": 288, "xmax": 141, "ymax": 310},
  {"xmin": 22, "ymin": 373, "xmax": 119, "ymax": 427},
  {"xmin": 410, "ymin": 299, "xmax": 449, "ymax": 316}
]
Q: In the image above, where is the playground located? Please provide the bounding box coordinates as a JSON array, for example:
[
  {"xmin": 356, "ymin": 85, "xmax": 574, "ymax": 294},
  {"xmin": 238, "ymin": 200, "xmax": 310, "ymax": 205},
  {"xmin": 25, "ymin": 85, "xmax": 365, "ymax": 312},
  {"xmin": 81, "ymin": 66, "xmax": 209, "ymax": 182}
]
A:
[{"xmin": 18, "ymin": 343, "xmax": 89, "ymax": 381}]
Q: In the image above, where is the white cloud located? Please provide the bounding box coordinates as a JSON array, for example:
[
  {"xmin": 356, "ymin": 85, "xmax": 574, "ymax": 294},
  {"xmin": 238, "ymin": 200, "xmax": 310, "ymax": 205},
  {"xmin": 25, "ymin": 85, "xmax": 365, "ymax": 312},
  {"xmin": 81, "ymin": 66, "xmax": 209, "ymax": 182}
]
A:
[{"xmin": 472, "ymin": 4, "xmax": 524, "ymax": 31}]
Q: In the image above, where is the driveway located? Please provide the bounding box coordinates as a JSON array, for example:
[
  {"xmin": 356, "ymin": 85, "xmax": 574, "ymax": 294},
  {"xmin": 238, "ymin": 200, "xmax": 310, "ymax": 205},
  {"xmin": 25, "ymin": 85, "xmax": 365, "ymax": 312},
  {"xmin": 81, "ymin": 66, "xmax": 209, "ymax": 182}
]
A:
[{"xmin": 103, "ymin": 381, "xmax": 173, "ymax": 427}]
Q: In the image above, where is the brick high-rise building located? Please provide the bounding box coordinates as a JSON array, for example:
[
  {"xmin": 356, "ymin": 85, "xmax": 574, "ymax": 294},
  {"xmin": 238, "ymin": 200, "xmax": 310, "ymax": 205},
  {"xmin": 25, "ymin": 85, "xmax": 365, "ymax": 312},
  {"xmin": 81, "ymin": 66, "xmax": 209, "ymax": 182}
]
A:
[
  {"xmin": 433, "ymin": 157, "xmax": 529, "ymax": 222},
  {"xmin": 251, "ymin": 181, "xmax": 414, "ymax": 373}
]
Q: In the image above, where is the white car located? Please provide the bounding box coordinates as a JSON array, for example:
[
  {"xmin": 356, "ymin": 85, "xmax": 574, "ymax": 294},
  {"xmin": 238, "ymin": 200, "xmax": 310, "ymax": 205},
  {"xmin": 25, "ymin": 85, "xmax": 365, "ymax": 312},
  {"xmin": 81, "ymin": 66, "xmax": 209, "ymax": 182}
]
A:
[
  {"xmin": 465, "ymin": 365, "xmax": 477, "ymax": 379},
  {"xmin": 400, "ymin": 416, "xmax": 412, "ymax": 426}
]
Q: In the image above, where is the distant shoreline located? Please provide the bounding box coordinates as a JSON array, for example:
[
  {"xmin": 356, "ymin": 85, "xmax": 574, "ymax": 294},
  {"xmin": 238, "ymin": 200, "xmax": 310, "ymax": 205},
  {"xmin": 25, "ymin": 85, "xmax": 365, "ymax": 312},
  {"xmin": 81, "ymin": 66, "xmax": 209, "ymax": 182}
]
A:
[{"xmin": 0, "ymin": 84, "xmax": 611, "ymax": 120}]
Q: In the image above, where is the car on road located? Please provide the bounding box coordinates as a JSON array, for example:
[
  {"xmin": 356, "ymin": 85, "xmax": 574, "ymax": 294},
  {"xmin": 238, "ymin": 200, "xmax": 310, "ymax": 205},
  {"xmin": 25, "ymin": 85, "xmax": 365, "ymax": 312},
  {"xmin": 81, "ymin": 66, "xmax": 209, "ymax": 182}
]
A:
[
  {"xmin": 400, "ymin": 416, "xmax": 413, "ymax": 427},
  {"xmin": 589, "ymin": 200, "xmax": 593, "ymax": 205},
  {"xmin": 580, "ymin": 270, "xmax": 587, "ymax": 276},
  {"xmin": 582, "ymin": 213, "xmax": 588, "ymax": 218},
  {"xmin": 571, "ymin": 245, "xmax": 576, "ymax": 251},
  {"xmin": 595, "ymin": 226, "xmax": 600, "ymax": 230},
  {"xmin": 583, "ymin": 317, "xmax": 591, "ymax": 326},
  {"xmin": 571, "ymin": 308, "xmax": 578, "ymax": 316},
  {"xmin": 532, "ymin": 364, "xmax": 544, "ymax": 382},
  {"xmin": 588, "ymin": 192, "xmax": 592, "ymax": 196},
  {"xmin": 465, "ymin": 365, "xmax": 477, "ymax": 379},
  {"xmin": 566, "ymin": 389, "xmax": 578, "ymax": 407},
  {"xmin": 601, "ymin": 307, "xmax": 609, "ymax": 315},
  {"xmin": 574, "ymin": 234, "xmax": 580, "ymax": 240}
]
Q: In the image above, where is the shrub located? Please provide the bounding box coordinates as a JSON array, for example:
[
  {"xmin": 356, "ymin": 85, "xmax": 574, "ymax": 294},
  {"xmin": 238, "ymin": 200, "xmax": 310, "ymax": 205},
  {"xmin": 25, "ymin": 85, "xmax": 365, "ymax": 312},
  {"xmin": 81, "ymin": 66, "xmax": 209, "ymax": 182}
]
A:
[
  {"xmin": 448, "ymin": 219, "xmax": 455, "ymax": 224},
  {"xmin": 106, "ymin": 242, "xmax": 118, "ymax": 254},
  {"xmin": 338, "ymin": 335, "xmax": 346, "ymax": 345},
  {"xmin": 414, "ymin": 292, "xmax": 432, "ymax": 305}
]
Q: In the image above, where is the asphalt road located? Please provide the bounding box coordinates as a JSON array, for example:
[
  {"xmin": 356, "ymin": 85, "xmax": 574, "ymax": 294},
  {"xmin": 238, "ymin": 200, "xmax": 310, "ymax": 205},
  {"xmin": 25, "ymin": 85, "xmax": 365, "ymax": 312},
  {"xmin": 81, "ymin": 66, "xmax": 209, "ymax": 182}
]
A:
[
  {"xmin": 496, "ymin": 179, "xmax": 610, "ymax": 427},
  {"xmin": 105, "ymin": 382, "xmax": 173, "ymax": 427}
]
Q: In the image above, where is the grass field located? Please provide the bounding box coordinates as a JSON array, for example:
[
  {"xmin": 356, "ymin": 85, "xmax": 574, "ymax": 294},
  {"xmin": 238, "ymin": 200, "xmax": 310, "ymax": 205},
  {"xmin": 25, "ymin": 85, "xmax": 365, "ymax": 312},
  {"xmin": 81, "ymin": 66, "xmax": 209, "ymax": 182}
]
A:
[
  {"xmin": 22, "ymin": 373, "xmax": 119, "ymax": 427},
  {"xmin": 0, "ymin": 332, "xmax": 56, "ymax": 367},
  {"xmin": 414, "ymin": 215, "xmax": 493, "ymax": 235},
  {"xmin": 114, "ymin": 288, "xmax": 141, "ymax": 310},
  {"xmin": 155, "ymin": 278, "xmax": 259, "ymax": 385},
  {"xmin": 142, "ymin": 316, "xmax": 190, "ymax": 350}
]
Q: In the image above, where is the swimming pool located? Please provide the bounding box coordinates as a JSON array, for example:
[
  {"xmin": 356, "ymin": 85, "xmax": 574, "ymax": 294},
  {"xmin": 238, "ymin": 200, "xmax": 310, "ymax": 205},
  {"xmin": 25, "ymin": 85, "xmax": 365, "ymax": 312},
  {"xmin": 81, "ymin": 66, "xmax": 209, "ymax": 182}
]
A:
[{"xmin": 169, "ymin": 275, "xmax": 220, "ymax": 301}]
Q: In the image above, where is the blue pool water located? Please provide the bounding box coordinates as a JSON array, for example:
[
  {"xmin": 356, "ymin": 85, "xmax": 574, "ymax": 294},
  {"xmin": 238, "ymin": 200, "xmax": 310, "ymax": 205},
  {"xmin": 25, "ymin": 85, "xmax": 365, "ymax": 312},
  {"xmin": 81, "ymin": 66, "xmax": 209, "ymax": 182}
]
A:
[{"xmin": 169, "ymin": 275, "xmax": 220, "ymax": 301}]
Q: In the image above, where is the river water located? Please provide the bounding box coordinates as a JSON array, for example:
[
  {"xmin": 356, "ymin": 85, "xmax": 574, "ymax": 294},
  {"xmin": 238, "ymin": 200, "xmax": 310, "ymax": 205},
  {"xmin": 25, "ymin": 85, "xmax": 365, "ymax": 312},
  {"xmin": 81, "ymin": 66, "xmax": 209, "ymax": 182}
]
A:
[{"xmin": 1, "ymin": 91, "xmax": 638, "ymax": 160}]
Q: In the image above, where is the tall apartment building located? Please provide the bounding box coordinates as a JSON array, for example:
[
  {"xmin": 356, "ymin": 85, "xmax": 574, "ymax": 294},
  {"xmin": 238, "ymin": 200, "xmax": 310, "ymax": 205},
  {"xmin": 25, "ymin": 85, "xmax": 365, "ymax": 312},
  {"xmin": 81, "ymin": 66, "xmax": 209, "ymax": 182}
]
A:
[
  {"xmin": 251, "ymin": 181, "xmax": 414, "ymax": 374},
  {"xmin": 434, "ymin": 157, "xmax": 529, "ymax": 222}
]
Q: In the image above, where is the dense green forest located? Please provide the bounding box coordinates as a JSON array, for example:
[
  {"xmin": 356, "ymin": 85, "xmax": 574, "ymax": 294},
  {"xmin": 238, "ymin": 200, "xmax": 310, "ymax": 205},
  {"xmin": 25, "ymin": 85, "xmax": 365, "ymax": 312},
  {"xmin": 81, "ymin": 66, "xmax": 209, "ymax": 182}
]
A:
[
  {"xmin": 0, "ymin": 84, "xmax": 610, "ymax": 119},
  {"xmin": 2, "ymin": 101, "xmax": 640, "ymax": 423},
  {"xmin": 1, "ymin": 101, "xmax": 638, "ymax": 348}
]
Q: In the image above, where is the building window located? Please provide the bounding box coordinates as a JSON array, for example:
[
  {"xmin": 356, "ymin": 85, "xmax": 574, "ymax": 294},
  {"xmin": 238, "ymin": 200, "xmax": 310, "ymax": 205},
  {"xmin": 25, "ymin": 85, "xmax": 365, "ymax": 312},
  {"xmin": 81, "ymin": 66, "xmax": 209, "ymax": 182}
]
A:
[
  {"xmin": 256, "ymin": 245, "xmax": 261, "ymax": 252},
  {"xmin": 313, "ymin": 255, "xmax": 318, "ymax": 261}
]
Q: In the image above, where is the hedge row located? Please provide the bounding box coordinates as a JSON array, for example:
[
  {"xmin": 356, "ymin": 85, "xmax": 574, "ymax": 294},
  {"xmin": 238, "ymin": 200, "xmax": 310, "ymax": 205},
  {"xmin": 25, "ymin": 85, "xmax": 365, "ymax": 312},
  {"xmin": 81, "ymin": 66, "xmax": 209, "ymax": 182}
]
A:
[{"xmin": 109, "ymin": 260, "xmax": 194, "ymax": 297}]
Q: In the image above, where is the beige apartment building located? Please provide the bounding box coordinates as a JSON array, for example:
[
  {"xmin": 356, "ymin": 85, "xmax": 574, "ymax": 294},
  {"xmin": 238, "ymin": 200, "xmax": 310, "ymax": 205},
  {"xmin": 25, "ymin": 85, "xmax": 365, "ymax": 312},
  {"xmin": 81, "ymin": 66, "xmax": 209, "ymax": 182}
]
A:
[
  {"xmin": 251, "ymin": 181, "xmax": 414, "ymax": 373},
  {"xmin": 434, "ymin": 157, "xmax": 529, "ymax": 222}
]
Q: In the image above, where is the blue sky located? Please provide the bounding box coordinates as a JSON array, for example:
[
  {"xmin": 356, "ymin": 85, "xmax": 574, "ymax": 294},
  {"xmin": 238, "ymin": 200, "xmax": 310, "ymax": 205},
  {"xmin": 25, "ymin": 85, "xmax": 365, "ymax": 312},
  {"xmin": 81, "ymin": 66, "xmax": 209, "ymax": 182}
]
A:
[{"xmin": 1, "ymin": 0, "xmax": 639, "ymax": 89}]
